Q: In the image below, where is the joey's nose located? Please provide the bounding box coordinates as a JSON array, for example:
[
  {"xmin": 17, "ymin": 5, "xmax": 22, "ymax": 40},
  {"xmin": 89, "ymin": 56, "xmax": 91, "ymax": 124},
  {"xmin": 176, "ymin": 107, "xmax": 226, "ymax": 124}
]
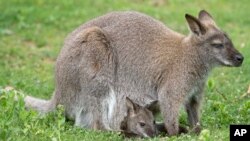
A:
[{"xmin": 235, "ymin": 54, "xmax": 244, "ymax": 63}]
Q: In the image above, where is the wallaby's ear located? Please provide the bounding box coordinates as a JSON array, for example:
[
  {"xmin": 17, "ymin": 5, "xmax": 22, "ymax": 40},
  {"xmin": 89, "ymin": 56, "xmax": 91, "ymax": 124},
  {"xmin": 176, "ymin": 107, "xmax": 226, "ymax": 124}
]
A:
[
  {"xmin": 125, "ymin": 97, "xmax": 138, "ymax": 115},
  {"xmin": 145, "ymin": 100, "xmax": 158, "ymax": 111},
  {"xmin": 185, "ymin": 14, "xmax": 206, "ymax": 36},
  {"xmin": 198, "ymin": 10, "xmax": 215, "ymax": 25},
  {"xmin": 120, "ymin": 119, "xmax": 127, "ymax": 131}
]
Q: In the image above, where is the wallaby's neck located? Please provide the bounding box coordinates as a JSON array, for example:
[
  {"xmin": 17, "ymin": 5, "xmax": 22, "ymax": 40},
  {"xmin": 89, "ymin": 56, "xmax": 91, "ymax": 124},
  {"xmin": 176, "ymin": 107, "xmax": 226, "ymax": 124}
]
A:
[{"xmin": 180, "ymin": 35, "xmax": 212, "ymax": 78}]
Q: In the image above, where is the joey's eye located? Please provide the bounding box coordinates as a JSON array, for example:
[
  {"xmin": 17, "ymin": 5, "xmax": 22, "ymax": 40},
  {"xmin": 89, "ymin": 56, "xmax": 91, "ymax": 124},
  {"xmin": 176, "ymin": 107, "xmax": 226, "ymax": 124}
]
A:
[
  {"xmin": 211, "ymin": 43, "xmax": 224, "ymax": 48},
  {"xmin": 153, "ymin": 120, "xmax": 156, "ymax": 124},
  {"xmin": 139, "ymin": 122, "xmax": 146, "ymax": 127}
]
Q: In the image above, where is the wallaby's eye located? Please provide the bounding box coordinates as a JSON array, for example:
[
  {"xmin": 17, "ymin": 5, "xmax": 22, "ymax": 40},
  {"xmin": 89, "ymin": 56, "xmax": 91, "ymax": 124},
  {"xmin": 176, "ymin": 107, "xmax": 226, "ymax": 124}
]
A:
[
  {"xmin": 139, "ymin": 122, "xmax": 146, "ymax": 127},
  {"xmin": 211, "ymin": 43, "xmax": 224, "ymax": 48},
  {"xmin": 153, "ymin": 120, "xmax": 156, "ymax": 124}
]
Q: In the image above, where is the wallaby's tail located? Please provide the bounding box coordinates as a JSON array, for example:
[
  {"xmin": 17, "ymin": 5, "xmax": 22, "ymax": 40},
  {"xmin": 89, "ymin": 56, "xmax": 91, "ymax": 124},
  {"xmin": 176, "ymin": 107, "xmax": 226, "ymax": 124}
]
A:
[{"xmin": 24, "ymin": 94, "xmax": 57, "ymax": 114}]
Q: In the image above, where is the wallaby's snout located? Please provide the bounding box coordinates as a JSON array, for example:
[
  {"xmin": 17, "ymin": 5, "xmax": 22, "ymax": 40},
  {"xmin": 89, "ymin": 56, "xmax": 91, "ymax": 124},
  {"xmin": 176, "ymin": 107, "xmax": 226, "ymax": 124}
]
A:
[
  {"xmin": 216, "ymin": 34, "xmax": 244, "ymax": 67},
  {"xmin": 233, "ymin": 53, "xmax": 244, "ymax": 67},
  {"xmin": 213, "ymin": 39, "xmax": 244, "ymax": 67},
  {"xmin": 215, "ymin": 39, "xmax": 244, "ymax": 67},
  {"xmin": 143, "ymin": 124, "xmax": 157, "ymax": 137}
]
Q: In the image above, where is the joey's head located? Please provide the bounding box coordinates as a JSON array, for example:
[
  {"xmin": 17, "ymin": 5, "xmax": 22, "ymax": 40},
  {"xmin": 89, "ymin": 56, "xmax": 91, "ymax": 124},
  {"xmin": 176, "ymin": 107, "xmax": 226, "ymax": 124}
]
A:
[
  {"xmin": 120, "ymin": 97, "xmax": 157, "ymax": 138},
  {"xmin": 185, "ymin": 10, "xmax": 243, "ymax": 67}
]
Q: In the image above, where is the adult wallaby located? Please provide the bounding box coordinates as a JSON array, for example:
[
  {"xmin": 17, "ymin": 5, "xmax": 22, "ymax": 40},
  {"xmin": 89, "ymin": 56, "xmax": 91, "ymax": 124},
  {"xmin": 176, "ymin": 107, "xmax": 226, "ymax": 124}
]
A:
[{"xmin": 25, "ymin": 10, "xmax": 243, "ymax": 136}]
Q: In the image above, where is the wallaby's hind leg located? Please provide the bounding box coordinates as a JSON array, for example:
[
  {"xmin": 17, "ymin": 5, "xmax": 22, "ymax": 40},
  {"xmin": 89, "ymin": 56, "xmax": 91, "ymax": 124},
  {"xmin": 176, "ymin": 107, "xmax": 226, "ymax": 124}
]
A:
[
  {"xmin": 185, "ymin": 91, "xmax": 203, "ymax": 134},
  {"xmin": 74, "ymin": 107, "xmax": 106, "ymax": 130},
  {"xmin": 74, "ymin": 109, "xmax": 93, "ymax": 128},
  {"xmin": 60, "ymin": 26, "xmax": 117, "ymax": 130}
]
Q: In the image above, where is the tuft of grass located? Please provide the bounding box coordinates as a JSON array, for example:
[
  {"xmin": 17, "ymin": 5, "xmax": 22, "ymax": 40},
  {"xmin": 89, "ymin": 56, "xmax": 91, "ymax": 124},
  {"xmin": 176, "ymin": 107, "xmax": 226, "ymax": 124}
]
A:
[{"xmin": 0, "ymin": 0, "xmax": 249, "ymax": 140}]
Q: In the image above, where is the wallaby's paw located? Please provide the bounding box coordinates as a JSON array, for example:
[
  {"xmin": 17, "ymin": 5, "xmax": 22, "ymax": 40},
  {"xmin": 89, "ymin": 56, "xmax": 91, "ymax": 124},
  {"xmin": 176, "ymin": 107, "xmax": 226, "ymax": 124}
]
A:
[
  {"xmin": 156, "ymin": 122, "xmax": 188, "ymax": 136},
  {"xmin": 190, "ymin": 125, "xmax": 202, "ymax": 135},
  {"xmin": 178, "ymin": 125, "xmax": 188, "ymax": 134}
]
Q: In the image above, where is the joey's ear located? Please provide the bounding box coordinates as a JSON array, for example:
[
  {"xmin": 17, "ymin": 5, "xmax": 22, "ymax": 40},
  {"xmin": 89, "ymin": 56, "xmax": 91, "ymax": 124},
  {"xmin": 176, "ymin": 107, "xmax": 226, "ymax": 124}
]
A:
[
  {"xmin": 185, "ymin": 14, "xmax": 206, "ymax": 36},
  {"xmin": 125, "ymin": 97, "xmax": 138, "ymax": 115},
  {"xmin": 198, "ymin": 10, "xmax": 216, "ymax": 25},
  {"xmin": 120, "ymin": 119, "xmax": 127, "ymax": 131},
  {"xmin": 145, "ymin": 100, "xmax": 158, "ymax": 111}
]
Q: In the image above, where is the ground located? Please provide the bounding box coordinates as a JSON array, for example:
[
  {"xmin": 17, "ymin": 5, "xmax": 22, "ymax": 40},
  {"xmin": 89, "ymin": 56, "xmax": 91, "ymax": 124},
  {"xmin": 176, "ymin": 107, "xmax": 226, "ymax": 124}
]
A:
[{"xmin": 0, "ymin": 0, "xmax": 249, "ymax": 141}]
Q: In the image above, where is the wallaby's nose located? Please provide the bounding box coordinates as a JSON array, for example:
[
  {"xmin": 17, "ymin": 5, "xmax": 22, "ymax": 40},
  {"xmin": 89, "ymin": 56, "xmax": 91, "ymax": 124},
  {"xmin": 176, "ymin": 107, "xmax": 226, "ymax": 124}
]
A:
[
  {"xmin": 235, "ymin": 54, "xmax": 244, "ymax": 63},
  {"xmin": 145, "ymin": 129, "xmax": 156, "ymax": 138}
]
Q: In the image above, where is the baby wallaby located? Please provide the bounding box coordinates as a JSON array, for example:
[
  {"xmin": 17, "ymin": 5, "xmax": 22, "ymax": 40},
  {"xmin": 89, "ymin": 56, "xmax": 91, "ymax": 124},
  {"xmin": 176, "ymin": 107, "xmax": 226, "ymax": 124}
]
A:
[{"xmin": 120, "ymin": 97, "xmax": 157, "ymax": 138}]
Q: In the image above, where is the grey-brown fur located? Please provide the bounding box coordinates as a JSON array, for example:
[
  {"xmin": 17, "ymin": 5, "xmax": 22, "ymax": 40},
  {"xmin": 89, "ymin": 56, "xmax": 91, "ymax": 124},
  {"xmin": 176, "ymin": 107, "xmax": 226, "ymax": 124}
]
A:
[{"xmin": 25, "ymin": 10, "xmax": 243, "ymax": 136}]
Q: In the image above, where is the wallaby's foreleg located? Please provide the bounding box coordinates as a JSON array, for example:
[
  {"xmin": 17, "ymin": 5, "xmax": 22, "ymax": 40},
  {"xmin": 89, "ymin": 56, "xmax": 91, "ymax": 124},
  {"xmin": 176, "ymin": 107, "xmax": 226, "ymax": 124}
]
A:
[
  {"xmin": 158, "ymin": 85, "xmax": 186, "ymax": 136},
  {"xmin": 74, "ymin": 109, "xmax": 93, "ymax": 128},
  {"xmin": 160, "ymin": 97, "xmax": 180, "ymax": 136},
  {"xmin": 185, "ymin": 86, "xmax": 204, "ymax": 134}
]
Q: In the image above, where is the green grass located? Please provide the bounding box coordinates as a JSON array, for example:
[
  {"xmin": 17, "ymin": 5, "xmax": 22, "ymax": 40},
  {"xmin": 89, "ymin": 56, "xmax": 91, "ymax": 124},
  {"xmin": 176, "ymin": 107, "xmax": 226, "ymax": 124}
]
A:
[{"xmin": 0, "ymin": 0, "xmax": 249, "ymax": 140}]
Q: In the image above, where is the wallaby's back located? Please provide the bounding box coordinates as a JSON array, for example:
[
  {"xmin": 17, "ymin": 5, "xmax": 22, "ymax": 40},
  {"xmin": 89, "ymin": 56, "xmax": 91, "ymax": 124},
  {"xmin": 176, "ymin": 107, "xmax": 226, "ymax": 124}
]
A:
[{"xmin": 58, "ymin": 11, "xmax": 184, "ymax": 104}]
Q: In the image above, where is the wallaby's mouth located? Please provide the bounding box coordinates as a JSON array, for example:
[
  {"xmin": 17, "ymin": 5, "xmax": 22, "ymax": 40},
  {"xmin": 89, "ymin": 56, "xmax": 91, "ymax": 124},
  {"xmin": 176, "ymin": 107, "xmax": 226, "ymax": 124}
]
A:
[
  {"xmin": 222, "ymin": 54, "xmax": 244, "ymax": 67},
  {"xmin": 121, "ymin": 131, "xmax": 140, "ymax": 138}
]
